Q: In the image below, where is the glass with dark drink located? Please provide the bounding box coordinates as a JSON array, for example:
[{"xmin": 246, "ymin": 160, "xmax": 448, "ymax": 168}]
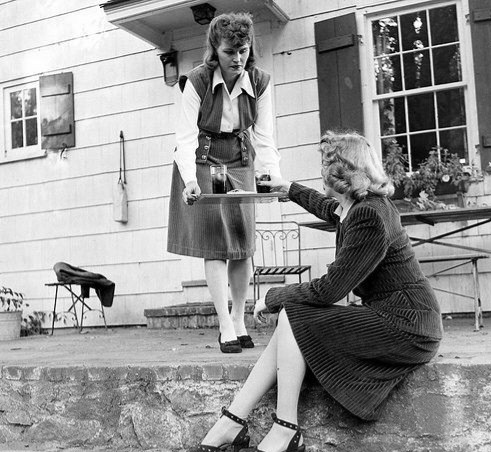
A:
[
  {"xmin": 255, "ymin": 170, "xmax": 271, "ymax": 193},
  {"xmin": 210, "ymin": 164, "xmax": 227, "ymax": 194}
]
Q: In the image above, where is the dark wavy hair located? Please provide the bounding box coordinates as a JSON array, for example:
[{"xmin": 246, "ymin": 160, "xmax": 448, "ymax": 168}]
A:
[
  {"xmin": 319, "ymin": 130, "xmax": 394, "ymax": 201},
  {"xmin": 203, "ymin": 12, "xmax": 256, "ymax": 70}
]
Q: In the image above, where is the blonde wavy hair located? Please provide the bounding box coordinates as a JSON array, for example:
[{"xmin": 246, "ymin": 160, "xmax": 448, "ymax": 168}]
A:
[{"xmin": 319, "ymin": 130, "xmax": 394, "ymax": 201}]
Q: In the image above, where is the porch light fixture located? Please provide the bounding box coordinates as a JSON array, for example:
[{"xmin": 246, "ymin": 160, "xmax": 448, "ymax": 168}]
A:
[
  {"xmin": 190, "ymin": 3, "xmax": 216, "ymax": 25},
  {"xmin": 159, "ymin": 50, "xmax": 179, "ymax": 86}
]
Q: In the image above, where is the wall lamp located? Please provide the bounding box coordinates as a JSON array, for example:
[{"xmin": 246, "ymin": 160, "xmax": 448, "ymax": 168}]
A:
[
  {"xmin": 190, "ymin": 3, "xmax": 216, "ymax": 25},
  {"xmin": 159, "ymin": 50, "xmax": 179, "ymax": 86}
]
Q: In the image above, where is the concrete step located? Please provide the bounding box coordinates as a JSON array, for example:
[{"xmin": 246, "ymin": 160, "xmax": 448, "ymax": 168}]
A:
[
  {"xmin": 144, "ymin": 300, "xmax": 278, "ymax": 330},
  {"xmin": 145, "ymin": 275, "xmax": 286, "ymax": 330},
  {"xmin": 0, "ymin": 319, "xmax": 490, "ymax": 451}
]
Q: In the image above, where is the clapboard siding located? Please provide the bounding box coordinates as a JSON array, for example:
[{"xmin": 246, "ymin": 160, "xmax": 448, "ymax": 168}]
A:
[
  {"xmin": 2, "ymin": 227, "xmax": 173, "ymax": 271},
  {"xmin": 275, "ymin": 80, "xmax": 319, "ymax": 117},
  {"xmin": 0, "ymin": 0, "xmax": 97, "ymax": 30},
  {"xmin": 75, "ymin": 78, "xmax": 172, "ymax": 120},
  {"xmin": 0, "ymin": 165, "xmax": 172, "ymax": 217},
  {"xmin": 0, "ymin": 197, "xmax": 167, "ymax": 243},
  {"xmin": 0, "ymin": 135, "xmax": 175, "ymax": 189},
  {"xmin": 272, "ymin": 47, "xmax": 318, "ymax": 85},
  {"xmin": 276, "ymin": 111, "xmax": 320, "ymax": 149},
  {"xmin": 0, "ymin": 7, "xmax": 112, "ymax": 57},
  {"xmin": 1, "ymin": 28, "xmax": 151, "ymax": 82}
]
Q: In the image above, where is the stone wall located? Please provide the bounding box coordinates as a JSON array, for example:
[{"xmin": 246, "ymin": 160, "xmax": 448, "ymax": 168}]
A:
[{"xmin": 1, "ymin": 362, "xmax": 490, "ymax": 451}]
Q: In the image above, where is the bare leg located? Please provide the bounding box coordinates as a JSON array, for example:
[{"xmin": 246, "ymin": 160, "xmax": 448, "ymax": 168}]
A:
[
  {"xmin": 204, "ymin": 259, "xmax": 235, "ymax": 342},
  {"xmin": 228, "ymin": 258, "xmax": 253, "ymax": 336},
  {"xmin": 200, "ymin": 330, "xmax": 279, "ymax": 446},
  {"xmin": 256, "ymin": 309, "xmax": 306, "ymax": 452}
]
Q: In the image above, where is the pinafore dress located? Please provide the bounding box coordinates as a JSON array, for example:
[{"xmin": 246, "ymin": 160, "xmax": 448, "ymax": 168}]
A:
[{"xmin": 167, "ymin": 65, "xmax": 270, "ymax": 260}]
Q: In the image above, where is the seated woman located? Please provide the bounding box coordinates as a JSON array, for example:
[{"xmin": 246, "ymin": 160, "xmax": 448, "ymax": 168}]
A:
[{"xmin": 188, "ymin": 130, "xmax": 443, "ymax": 452}]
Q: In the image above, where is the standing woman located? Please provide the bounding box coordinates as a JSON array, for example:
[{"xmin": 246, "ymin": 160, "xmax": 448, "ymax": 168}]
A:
[{"xmin": 167, "ymin": 12, "xmax": 281, "ymax": 353}]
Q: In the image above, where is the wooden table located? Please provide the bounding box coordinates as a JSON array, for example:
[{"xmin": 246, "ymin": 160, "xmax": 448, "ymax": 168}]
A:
[
  {"xmin": 301, "ymin": 205, "xmax": 491, "ymax": 329},
  {"xmin": 301, "ymin": 206, "xmax": 491, "ymax": 254}
]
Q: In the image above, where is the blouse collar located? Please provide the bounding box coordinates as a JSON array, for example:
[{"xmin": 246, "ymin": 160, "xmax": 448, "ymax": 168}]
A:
[
  {"xmin": 334, "ymin": 199, "xmax": 355, "ymax": 223},
  {"xmin": 212, "ymin": 67, "xmax": 255, "ymax": 98}
]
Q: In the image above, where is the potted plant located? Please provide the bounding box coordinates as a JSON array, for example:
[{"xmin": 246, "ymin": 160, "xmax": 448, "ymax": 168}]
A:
[
  {"xmin": 0, "ymin": 286, "xmax": 25, "ymax": 340},
  {"xmin": 383, "ymin": 142, "xmax": 482, "ymax": 210}
]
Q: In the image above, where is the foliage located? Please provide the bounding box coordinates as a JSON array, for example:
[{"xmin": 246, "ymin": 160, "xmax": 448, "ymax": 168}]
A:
[
  {"xmin": 0, "ymin": 286, "xmax": 26, "ymax": 312},
  {"xmin": 21, "ymin": 312, "xmax": 48, "ymax": 336},
  {"xmin": 383, "ymin": 142, "xmax": 483, "ymax": 202},
  {"xmin": 1, "ymin": 286, "xmax": 47, "ymax": 336}
]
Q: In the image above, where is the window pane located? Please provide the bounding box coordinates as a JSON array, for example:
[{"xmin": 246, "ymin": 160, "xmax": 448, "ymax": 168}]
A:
[
  {"xmin": 440, "ymin": 129, "xmax": 467, "ymax": 160},
  {"xmin": 10, "ymin": 91, "xmax": 22, "ymax": 119},
  {"xmin": 25, "ymin": 118, "xmax": 38, "ymax": 146},
  {"xmin": 403, "ymin": 49, "xmax": 431, "ymax": 89},
  {"xmin": 437, "ymin": 89, "xmax": 466, "ymax": 128},
  {"xmin": 410, "ymin": 132, "xmax": 437, "ymax": 167},
  {"xmin": 433, "ymin": 44, "xmax": 461, "ymax": 85},
  {"xmin": 11, "ymin": 121, "xmax": 23, "ymax": 148},
  {"xmin": 372, "ymin": 17, "xmax": 399, "ymax": 56},
  {"xmin": 24, "ymin": 88, "xmax": 37, "ymax": 117},
  {"xmin": 400, "ymin": 11, "xmax": 428, "ymax": 51},
  {"xmin": 430, "ymin": 5, "xmax": 458, "ymax": 45},
  {"xmin": 375, "ymin": 55, "xmax": 402, "ymax": 94},
  {"xmin": 407, "ymin": 92, "xmax": 435, "ymax": 131},
  {"xmin": 379, "ymin": 97, "xmax": 406, "ymax": 135}
]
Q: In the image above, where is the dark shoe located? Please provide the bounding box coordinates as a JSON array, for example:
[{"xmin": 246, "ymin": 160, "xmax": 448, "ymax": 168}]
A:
[
  {"xmin": 238, "ymin": 335, "xmax": 255, "ymax": 349},
  {"xmin": 218, "ymin": 334, "xmax": 242, "ymax": 353},
  {"xmin": 239, "ymin": 413, "xmax": 305, "ymax": 452},
  {"xmin": 188, "ymin": 407, "xmax": 250, "ymax": 452}
]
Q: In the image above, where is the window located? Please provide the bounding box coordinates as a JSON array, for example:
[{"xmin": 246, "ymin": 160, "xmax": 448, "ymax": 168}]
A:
[
  {"xmin": 369, "ymin": 3, "xmax": 469, "ymax": 171},
  {"xmin": 2, "ymin": 73, "xmax": 75, "ymax": 163},
  {"xmin": 2, "ymin": 82, "xmax": 43, "ymax": 161}
]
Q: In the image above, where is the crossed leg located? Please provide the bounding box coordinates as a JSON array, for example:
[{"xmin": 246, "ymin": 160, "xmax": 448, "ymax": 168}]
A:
[{"xmin": 200, "ymin": 309, "xmax": 306, "ymax": 451}]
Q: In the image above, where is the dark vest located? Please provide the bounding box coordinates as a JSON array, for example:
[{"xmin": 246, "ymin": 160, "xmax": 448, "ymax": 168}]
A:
[{"xmin": 179, "ymin": 65, "xmax": 270, "ymax": 166}]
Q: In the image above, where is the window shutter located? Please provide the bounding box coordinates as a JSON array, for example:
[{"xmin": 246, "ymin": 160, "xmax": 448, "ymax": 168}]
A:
[
  {"xmin": 314, "ymin": 13, "xmax": 363, "ymax": 134},
  {"xmin": 40, "ymin": 72, "xmax": 75, "ymax": 149},
  {"xmin": 469, "ymin": 0, "xmax": 491, "ymax": 171}
]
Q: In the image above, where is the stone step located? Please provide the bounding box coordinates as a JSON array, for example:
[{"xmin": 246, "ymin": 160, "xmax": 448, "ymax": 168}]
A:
[
  {"xmin": 144, "ymin": 300, "xmax": 276, "ymax": 330},
  {"xmin": 145, "ymin": 275, "xmax": 286, "ymax": 329}
]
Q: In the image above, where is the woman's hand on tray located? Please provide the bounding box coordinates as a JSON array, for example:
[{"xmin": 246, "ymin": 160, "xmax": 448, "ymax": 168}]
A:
[{"xmin": 182, "ymin": 181, "xmax": 201, "ymax": 205}]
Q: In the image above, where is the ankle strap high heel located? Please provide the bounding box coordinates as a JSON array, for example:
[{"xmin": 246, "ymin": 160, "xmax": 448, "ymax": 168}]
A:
[
  {"xmin": 188, "ymin": 407, "xmax": 249, "ymax": 452},
  {"xmin": 271, "ymin": 413, "xmax": 305, "ymax": 452},
  {"xmin": 239, "ymin": 413, "xmax": 305, "ymax": 452}
]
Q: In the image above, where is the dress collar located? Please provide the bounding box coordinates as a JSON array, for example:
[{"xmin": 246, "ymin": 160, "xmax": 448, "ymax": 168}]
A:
[
  {"xmin": 334, "ymin": 199, "xmax": 355, "ymax": 223},
  {"xmin": 212, "ymin": 67, "xmax": 255, "ymax": 98}
]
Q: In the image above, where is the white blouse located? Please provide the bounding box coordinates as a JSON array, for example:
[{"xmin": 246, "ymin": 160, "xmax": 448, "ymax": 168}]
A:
[{"xmin": 174, "ymin": 67, "xmax": 281, "ymax": 185}]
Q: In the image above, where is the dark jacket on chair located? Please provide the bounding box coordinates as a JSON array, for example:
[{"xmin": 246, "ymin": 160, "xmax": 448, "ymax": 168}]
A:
[{"xmin": 53, "ymin": 262, "xmax": 115, "ymax": 307}]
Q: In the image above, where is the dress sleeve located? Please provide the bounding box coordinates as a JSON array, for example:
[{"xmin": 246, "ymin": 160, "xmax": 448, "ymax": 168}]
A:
[
  {"xmin": 174, "ymin": 81, "xmax": 201, "ymax": 185},
  {"xmin": 265, "ymin": 204, "xmax": 389, "ymax": 312},
  {"xmin": 250, "ymin": 83, "xmax": 281, "ymax": 178},
  {"xmin": 288, "ymin": 182, "xmax": 339, "ymax": 226}
]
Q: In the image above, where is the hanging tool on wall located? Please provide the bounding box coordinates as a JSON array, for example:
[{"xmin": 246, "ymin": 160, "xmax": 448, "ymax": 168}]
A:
[{"xmin": 113, "ymin": 130, "xmax": 128, "ymax": 223}]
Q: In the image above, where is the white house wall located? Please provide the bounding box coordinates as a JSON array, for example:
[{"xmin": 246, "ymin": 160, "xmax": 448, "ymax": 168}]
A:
[{"xmin": 0, "ymin": 0, "xmax": 489, "ymax": 328}]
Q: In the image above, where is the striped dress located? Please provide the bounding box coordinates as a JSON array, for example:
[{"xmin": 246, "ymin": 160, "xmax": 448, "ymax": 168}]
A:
[{"xmin": 265, "ymin": 182, "xmax": 443, "ymax": 420}]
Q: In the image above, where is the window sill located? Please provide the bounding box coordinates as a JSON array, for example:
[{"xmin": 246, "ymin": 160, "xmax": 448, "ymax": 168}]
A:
[{"xmin": 0, "ymin": 149, "xmax": 47, "ymax": 164}]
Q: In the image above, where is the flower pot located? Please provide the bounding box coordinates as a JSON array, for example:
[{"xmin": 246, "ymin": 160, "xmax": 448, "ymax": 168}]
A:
[{"xmin": 0, "ymin": 311, "xmax": 22, "ymax": 340}]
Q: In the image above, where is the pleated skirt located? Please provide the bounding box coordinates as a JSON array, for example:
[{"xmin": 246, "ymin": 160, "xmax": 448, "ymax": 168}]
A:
[
  {"xmin": 284, "ymin": 283, "xmax": 442, "ymax": 420},
  {"xmin": 167, "ymin": 134, "xmax": 256, "ymax": 260}
]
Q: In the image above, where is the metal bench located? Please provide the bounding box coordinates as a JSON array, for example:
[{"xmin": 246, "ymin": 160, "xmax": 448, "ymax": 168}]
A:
[
  {"xmin": 253, "ymin": 221, "xmax": 312, "ymax": 302},
  {"xmin": 418, "ymin": 253, "xmax": 488, "ymax": 331}
]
